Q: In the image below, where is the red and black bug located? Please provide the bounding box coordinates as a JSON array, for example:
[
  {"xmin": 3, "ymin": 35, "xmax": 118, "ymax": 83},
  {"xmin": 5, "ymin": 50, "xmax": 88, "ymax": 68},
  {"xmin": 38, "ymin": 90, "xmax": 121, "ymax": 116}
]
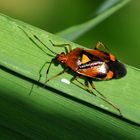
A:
[{"xmin": 19, "ymin": 27, "xmax": 127, "ymax": 116}]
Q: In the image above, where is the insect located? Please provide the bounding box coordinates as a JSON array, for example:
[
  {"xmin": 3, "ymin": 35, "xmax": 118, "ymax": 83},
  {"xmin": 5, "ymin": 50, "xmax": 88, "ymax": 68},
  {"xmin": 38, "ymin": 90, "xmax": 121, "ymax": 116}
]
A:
[{"xmin": 19, "ymin": 26, "xmax": 127, "ymax": 116}]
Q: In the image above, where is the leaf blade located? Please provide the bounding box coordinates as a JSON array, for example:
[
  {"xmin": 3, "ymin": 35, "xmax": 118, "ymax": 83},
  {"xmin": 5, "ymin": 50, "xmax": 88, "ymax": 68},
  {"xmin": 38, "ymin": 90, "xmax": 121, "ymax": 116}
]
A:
[
  {"xmin": 57, "ymin": 0, "xmax": 131, "ymax": 41},
  {"xmin": 0, "ymin": 13, "xmax": 140, "ymax": 140}
]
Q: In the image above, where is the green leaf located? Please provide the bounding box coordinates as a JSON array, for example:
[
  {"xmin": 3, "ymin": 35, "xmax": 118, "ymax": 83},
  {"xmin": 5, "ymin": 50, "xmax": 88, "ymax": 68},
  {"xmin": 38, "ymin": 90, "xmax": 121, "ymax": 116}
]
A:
[
  {"xmin": 0, "ymin": 13, "xmax": 140, "ymax": 139},
  {"xmin": 57, "ymin": 0, "xmax": 131, "ymax": 41},
  {"xmin": 96, "ymin": 0, "xmax": 120, "ymax": 15}
]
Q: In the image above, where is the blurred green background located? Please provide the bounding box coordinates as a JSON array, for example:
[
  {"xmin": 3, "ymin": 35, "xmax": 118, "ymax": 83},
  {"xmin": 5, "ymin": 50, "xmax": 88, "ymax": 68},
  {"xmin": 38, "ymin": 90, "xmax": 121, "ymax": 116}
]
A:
[{"xmin": 0, "ymin": 0, "xmax": 140, "ymax": 68}]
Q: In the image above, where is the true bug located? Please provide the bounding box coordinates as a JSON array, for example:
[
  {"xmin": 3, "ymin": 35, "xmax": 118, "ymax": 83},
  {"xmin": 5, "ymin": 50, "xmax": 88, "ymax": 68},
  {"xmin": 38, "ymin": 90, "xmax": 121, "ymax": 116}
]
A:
[{"xmin": 19, "ymin": 26, "xmax": 127, "ymax": 116}]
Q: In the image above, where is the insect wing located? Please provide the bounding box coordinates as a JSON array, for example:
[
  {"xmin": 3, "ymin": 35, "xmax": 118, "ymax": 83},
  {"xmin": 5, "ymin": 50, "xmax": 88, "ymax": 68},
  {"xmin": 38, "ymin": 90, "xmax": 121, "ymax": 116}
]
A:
[
  {"xmin": 77, "ymin": 61, "xmax": 108, "ymax": 78},
  {"xmin": 83, "ymin": 49, "xmax": 110, "ymax": 62}
]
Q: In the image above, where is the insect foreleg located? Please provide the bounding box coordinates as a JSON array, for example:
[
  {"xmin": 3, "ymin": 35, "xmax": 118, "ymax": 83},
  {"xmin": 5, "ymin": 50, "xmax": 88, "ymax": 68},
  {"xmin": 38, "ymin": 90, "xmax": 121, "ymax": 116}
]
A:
[
  {"xmin": 49, "ymin": 40, "xmax": 72, "ymax": 53},
  {"xmin": 46, "ymin": 58, "xmax": 56, "ymax": 81},
  {"xmin": 28, "ymin": 60, "xmax": 50, "ymax": 95}
]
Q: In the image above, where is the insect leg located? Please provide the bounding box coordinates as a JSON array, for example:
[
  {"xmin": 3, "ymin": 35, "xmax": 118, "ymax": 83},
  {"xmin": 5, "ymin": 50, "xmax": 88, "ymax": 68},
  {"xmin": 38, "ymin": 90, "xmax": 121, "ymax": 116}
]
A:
[
  {"xmin": 71, "ymin": 76, "xmax": 96, "ymax": 96},
  {"xmin": 29, "ymin": 84, "xmax": 34, "ymax": 95},
  {"xmin": 49, "ymin": 40, "xmax": 72, "ymax": 53},
  {"xmin": 88, "ymin": 78, "xmax": 122, "ymax": 116},
  {"xmin": 99, "ymin": 96, "xmax": 122, "ymax": 116},
  {"xmin": 45, "ymin": 58, "xmax": 56, "ymax": 81},
  {"xmin": 95, "ymin": 42, "xmax": 104, "ymax": 49},
  {"xmin": 88, "ymin": 78, "xmax": 106, "ymax": 98},
  {"xmin": 33, "ymin": 34, "xmax": 72, "ymax": 54},
  {"xmin": 44, "ymin": 68, "xmax": 69, "ymax": 85},
  {"xmin": 95, "ymin": 41, "xmax": 109, "ymax": 52},
  {"xmin": 33, "ymin": 35, "xmax": 58, "ymax": 55},
  {"xmin": 28, "ymin": 60, "xmax": 50, "ymax": 95},
  {"xmin": 17, "ymin": 26, "xmax": 53, "ymax": 56}
]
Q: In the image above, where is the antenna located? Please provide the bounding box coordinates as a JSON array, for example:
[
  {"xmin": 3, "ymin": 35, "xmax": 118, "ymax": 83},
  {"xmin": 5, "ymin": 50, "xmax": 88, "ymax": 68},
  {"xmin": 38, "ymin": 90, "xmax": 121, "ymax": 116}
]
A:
[
  {"xmin": 17, "ymin": 26, "xmax": 58, "ymax": 56},
  {"xmin": 33, "ymin": 35, "xmax": 58, "ymax": 55}
]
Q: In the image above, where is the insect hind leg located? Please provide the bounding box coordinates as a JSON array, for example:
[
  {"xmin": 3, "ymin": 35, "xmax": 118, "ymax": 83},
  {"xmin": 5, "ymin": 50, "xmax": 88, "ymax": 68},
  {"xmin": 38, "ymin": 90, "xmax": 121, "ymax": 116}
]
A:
[
  {"xmin": 95, "ymin": 41, "xmax": 109, "ymax": 53},
  {"xmin": 71, "ymin": 76, "xmax": 96, "ymax": 96},
  {"xmin": 88, "ymin": 78, "xmax": 122, "ymax": 116}
]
